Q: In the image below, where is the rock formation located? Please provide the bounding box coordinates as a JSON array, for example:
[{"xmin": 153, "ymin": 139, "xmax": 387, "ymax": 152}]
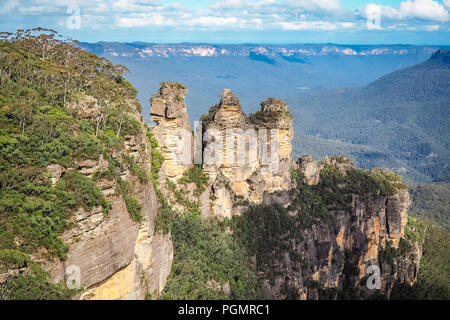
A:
[
  {"xmin": 149, "ymin": 85, "xmax": 422, "ymax": 299},
  {"xmin": 150, "ymin": 82, "xmax": 193, "ymax": 181},
  {"xmin": 43, "ymin": 96, "xmax": 173, "ymax": 300},
  {"xmin": 259, "ymin": 156, "xmax": 420, "ymax": 300},
  {"xmin": 201, "ymin": 90, "xmax": 294, "ymax": 218},
  {"xmin": 42, "ymin": 83, "xmax": 421, "ymax": 300}
]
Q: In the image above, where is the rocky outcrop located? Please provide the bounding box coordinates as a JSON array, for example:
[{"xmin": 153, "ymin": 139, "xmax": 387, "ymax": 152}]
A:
[
  {"xmin": 148, "ymin": 84, "xmax": 420, "ymax": 300},
  {"xmin": 51, "ymin": 82, "xmax": 421, "ymax": 301},
  {"xmin": 259, "ymin": 156, "xmax": 421, "ymax": 300},
  {"xmin": 201, "ymin": 90, "xmax": 294, "ymax": 218},
  {"xmin": 298, "ymin": 155, "xmax": 322, "ymax": 186},
  {"xmin": 150, "ymin": 82, "xmax": 193, "ymax": 181},
  {"xmin": 43, "ymin": 95, "xmax": 173, "ymax": 300}
]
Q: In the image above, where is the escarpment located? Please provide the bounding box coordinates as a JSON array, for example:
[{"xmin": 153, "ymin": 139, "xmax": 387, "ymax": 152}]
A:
[
  {"xmin": 0, "ymin": 33, "xmax": 176, "ymax": 301},
  {"xmin": 0, "ymin": 32, "xmax": 426, "ymax": 301},
  {"xmin": 252, "ymin": 156, "xmax": 421, "ymax": 299},
  {"xmin": 150, "ymin": 84, "xmax": 422, "ymax": 300},
  {"xmin": 200, "ymin": 90, "xmax": 294, "ymax": 218},
  {"xmin": 42, "ymin": 97, "xmax": 173, "ymax": 300}
]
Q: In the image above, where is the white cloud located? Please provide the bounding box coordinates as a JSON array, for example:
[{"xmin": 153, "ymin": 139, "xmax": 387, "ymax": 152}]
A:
[
  {"xmin": 399, "ymin": 0, "xmax": 449, "ymax": 22},
  {"xmin": 210, "ymin": 0, "xmax": 245, "ymax": 10},
  {"xmin": 359, "ymin": 0, "xmax": 450, "ymax": 22},
  {"xmin": 185, "ymin": 16, "xmax": 239, "ymax": 28},
  {"xmin": 1, "ymin": 0, "xmax": 20, "ymax": 14},
  {"xmin": 280, "ymin": 20, "xmax": 354, "ymax": 31},
  {"xmin": 116, "ymin": 12, "xmax": 243, "ymax": 29},
  {"xmin": 424, "ymin": 24, "xmax": 439, "ymax": 30},
  {"xmin": 2, "ymin": 0, "xmax": 449, "ymax": 34},
  {"xmin": 285, "ymin": 0, "xmax": 342, "ymax": 12},
  {"xmin": 112, "ymin": 0, "xmax": 161, "ymax": 12},
  {"xmin": 19, "ymin": 5, "xmax": 58, "ymax": 15},
  {"xmin": 116, "ymin": 12, "xmax": 173, "ymax": 27},
  {"xmin": 89, "ymin": 3, "xmax": 110, "ymax": 13}
]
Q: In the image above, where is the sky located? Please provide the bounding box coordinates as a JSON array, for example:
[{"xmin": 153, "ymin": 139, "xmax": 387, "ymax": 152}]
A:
[{"xmin": 0, "ymin": 0, "xmax": 449, "ymax": 44}]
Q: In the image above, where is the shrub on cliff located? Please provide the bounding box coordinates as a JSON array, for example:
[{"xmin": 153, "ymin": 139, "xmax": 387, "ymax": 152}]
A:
[
  {"xmin": 0, "ymin": 28, "xmax": 146, "ymax": 298},
  {"xmin": 179, "ymin": 165, "xmax": 209, "ymax": 196},
  {"xmin": 161, "ymin": 211, "xmax": 264, "ymax": 300}
]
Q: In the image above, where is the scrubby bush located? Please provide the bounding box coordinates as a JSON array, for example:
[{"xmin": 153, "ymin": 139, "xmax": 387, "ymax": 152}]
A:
[{"xmin": 180, "ymin": 165, "xmax": 209, "ymax": 196}]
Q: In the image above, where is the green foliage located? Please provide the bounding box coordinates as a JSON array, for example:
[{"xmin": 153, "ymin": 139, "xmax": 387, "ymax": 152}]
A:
[
  {"xmin": 94, "ymin": 156, "xmax": 121, "ymax": 181},
  {"xmin": 390, "ymin": 220, "xmax": 450, "ymax": 300},
  {"xmin": 289, "ymin": 52, "xmax": 450, "ymax": 183},
  {"xmin": 232, "ymin": 204, "xmax": 297, "ymax": 272},
  {"xmin": 378, "ymin": 218, "xmax": 425, "ymax": 269},
  {"xmin": 409, "ymin": 182, "xmax": 450, "ymax": 231},
  {"xmin": 116, "ymin": 178, "xmax": 142, "ymax": 222},
  {"xmin": 122, "ymin": 154, "xmax": 148, "ymax": 184},
  {"xmin": 0, "ymin": 262, "xmax": 77, "ymax": 300},
  {"xmin": 160, "ymin": 81, "xmax": 186, "ymax": 90},
  {"xmin": 155, "ymin": 203, "xmax": 175, "ymax": 235},
  {"xmin": 147, "ymin": 132, "xmax": 164, "ymax": 187},
  {"xmin": 179, "ymin": 165, "xmax": 209, "ymax": 196},
  {"xmin": 337, "ymin": 251, "xmax": 361, "ymax": 300},
  {"xmin": 146, "ymin": 131, "xmax": 176, "ymax": 234},
  {"xmin": 0, "ymin": 29, "xmax": 144, "ymax": 275},
  {"xmin": 0, "ymin": 249, "xmax": 30, "ymax": 271},
  {"xmin": 248, "ymin": 98, "xmax": 292, "ymax": 124},
  {"xmin": 124, "ymin": 197, "xmax": 143, "ymax": 223},
  {"xmin": 161, "ymin": 211, "xmax": 264, "ymax": 300},
  {"xmin": 317, "ymin": 163, "xmax": 404, "ymax": 207},
  {"xmin": 57, "ymin": 170, "xmax": 109, "ymax": 213}
]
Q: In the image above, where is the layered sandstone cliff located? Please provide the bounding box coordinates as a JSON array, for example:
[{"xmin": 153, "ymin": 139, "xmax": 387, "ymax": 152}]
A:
[
  {"xmin": 48, "ymin": 83, "xmax": 421, "ymax": 300},
  {"xmin": 150, "ymin": 82, "xmax": 193, "ymax": 181},
  {"xmin": 201, "ymin": 90, "xmax": 294, "ymax": 218},
  {"xmin": 149, "ymin": 84, "xmax": 422, "ymax": 299},
  {"xmin": 259, "ymin": 156, "xmax": 421, "ymax": 299},
  {"xmin": 43, "ymin": 96, "xmax": 173, "ymax": 300}
]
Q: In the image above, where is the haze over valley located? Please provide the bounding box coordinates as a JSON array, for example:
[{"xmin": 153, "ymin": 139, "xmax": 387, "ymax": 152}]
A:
[{"xmin": 80, "ymin": 42, "xmax": 450, "ymax": 183}]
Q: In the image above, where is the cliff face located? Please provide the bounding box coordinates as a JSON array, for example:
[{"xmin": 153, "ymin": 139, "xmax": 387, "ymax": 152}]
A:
[
  {"xmin": 150, "ymin": 82, "xmax": 193, "ymax": 181},
  {"xmin": 43, "ymin": 97, "xmax": 173, "ymax": 300},
  {"xmin": 259, "ymin": 156, "xmax": 421, "ymax": 299},
  {"xmin": 0, "ymin": 32, "xmax": 423, "ymax": 301},
  {"xmin": 201, "ymin": 90, "xmax": 294, "ymax": 219},
  {"xmin": 41, "ymin": 83, "xmax": 421, "ymax": 300},
  {"xmin": 149, "ymin": 84, "xmax": 422, "ymax": 299}
]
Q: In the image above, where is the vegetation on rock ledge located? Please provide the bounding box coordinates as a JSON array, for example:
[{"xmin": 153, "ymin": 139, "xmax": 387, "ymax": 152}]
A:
[{"xmin": 0, "ymin": 28, "xmax": 145, "ymax": 298}]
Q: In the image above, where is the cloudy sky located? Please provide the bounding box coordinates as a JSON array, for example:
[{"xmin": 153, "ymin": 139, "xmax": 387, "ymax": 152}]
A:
[{"xmin": 1, "ymin": 0, "xmax": 449, "ymax": 44}]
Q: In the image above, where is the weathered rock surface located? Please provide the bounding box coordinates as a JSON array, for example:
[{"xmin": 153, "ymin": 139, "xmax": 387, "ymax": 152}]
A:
[
  {"xmin": 202, "ymin": 90, "xmax": 294, "ymax": 218},
  {"xmin": 48, "ymin": 83, "xmax": 422, "ymax": 301},
  {"xmin": 43, "ymin": 95, "xmax": 173, "ymax": 300},
  {"xmin": 259, "ymin": 155, "xmax": 421, "ymax": 300},
  {"xmin": 150, "ymin": 82, "xmax": 193, "ymax": 181}
]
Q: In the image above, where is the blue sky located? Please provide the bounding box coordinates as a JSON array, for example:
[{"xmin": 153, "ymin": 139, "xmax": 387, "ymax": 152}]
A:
[{"xmin": 1, "ymin": 0, "xmax": 449, "ymax": 44}]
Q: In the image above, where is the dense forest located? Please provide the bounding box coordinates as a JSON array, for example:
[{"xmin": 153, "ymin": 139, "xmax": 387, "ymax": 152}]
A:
[
  {"xmin": 291, "ymin": 50, "xmax": 450, "ymax": 184},
  {"xmin": 0, "ymin": 29, "xmax": 448, "ymax": 300},
  {"xmin": 409, "ymin": 182, "xmax": 450, "ymax": 231},
  {"xmin": 0, "ymin": 28, "xmax": 145, "ymax": 299}
]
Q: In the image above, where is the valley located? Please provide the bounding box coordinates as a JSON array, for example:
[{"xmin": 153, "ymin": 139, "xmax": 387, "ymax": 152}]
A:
[{"xmin": 0, "ymin": 29, "xmax": 448, "ymax": 301}]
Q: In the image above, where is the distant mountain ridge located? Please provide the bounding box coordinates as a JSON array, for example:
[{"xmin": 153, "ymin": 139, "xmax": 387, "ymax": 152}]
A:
[
  {"xmin": 79, "ymin": 42, "xmax": 442, "ymax": 126},
  {"xmin": 79, "ymin": 42, "xmax": 444, "ymax": 59},
  {"xmin": 79, "ymin": 42, "xmax": 449, "ymax": 182},
  {"xmin": 291, "ymin": 49, "xmax": 450, "ymax": 183}
]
